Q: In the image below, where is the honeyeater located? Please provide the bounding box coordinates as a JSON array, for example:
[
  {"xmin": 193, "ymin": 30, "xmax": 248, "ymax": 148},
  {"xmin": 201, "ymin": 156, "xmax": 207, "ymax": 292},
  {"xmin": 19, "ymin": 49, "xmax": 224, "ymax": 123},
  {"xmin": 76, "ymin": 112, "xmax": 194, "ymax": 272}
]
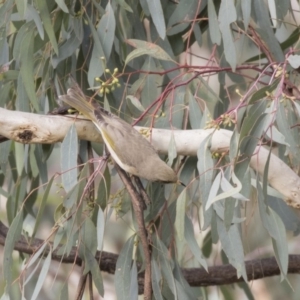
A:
[{"xmin": 59, "ymin": 86, "xmax": 179, "ymax": 183}]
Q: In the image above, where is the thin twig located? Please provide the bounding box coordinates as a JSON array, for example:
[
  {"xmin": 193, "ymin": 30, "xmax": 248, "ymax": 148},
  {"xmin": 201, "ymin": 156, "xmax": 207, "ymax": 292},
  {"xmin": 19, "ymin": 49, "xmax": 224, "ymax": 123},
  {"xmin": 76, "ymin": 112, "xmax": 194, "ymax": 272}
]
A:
[
  {"xmin": 132, "ymin": 176, "xmax": 151, "ymax": 206},
  {"xmin": 114, "ymin": 165, "xmax": 152, "ymax": 300},
  {"xmin": 75, "ymin": 263, "xmax": 88, "ymax": 300}
]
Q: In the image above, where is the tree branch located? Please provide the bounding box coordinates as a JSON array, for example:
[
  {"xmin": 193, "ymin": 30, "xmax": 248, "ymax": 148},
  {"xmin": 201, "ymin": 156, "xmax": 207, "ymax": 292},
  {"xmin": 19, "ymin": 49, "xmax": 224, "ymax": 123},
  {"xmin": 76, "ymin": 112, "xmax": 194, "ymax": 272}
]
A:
[
  {"xmin": 1, "ymin": 221, "xmax": 300, "ymax": 294},
  {"xmin": 113, "ymin": 165, "xmax": 152, "ymax": 299},
  {"xmin": 0, "ymin": 107, "xmax": 300, "ymax": 208}
]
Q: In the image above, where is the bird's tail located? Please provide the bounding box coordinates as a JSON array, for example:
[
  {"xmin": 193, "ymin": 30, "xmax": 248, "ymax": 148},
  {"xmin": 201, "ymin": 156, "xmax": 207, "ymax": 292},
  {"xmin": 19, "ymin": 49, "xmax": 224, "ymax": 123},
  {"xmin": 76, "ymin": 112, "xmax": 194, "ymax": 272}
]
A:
[{"xmin": 59, "ymin": 87, "xmax": 97, "ymax": 123}]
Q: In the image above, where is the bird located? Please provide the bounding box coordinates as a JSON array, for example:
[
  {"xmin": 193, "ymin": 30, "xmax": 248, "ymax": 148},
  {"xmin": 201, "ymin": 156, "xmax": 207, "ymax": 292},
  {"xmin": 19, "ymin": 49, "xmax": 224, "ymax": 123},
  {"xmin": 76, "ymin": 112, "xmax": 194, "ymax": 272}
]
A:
[{"xmin": 59, "ymin": 84, "xmax": 179, "ymax": 183}]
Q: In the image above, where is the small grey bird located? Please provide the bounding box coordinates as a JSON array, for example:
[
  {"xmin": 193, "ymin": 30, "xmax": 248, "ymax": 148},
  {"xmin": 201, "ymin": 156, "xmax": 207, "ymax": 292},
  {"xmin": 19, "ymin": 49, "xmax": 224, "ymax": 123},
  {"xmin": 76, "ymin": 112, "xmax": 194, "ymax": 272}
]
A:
[{"xmin": 59, "ymin": 85, "xmax": 179, "ymax": 183}]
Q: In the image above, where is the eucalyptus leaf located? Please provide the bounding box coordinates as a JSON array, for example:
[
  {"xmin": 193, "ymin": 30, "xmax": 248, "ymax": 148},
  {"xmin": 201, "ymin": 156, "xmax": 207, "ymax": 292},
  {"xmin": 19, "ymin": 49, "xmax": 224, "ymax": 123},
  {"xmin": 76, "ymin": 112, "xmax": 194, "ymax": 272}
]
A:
[
  {"xmin": 115, "ymin": 235, "xmax": 135, "ymax": 300},
  {"xmin": 125, "ymin": 39, "xmax": 175, "ymax": 64},
  {"xmin": 175, "ymin": 189, "xmax": 187, "ymax": 241},
  {"xmin": 61, "ymin": 124, "xmax": 78, "ymax": 193},
  {"xmin": 146, "ymin": 0, "xmax": 166, "ymax": 39},
  {"xmin": 30, "ymin": 250, "xmax": 52, "ymax": 300}
]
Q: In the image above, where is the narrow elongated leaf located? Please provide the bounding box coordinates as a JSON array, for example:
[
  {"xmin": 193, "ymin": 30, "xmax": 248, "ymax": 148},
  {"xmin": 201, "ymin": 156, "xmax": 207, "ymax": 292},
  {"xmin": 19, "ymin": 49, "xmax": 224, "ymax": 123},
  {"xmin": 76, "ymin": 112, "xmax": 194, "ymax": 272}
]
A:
[
  {"xmin": 271, "ymin": 214, "xmax": 288, "ymax": 279},
  {"xmin": 175, "ymin": 189, "xmax": 187, "ymax": 241},
  {"xmin": 154, "ymin": 236, "xmax": 177, "ymax": 297},
  {"xmin": 125, "ymin": 39, "xmax": 175, "ymax": 64},
  {"xmin": 82, "ymin": 217, "xmax": 98, "ymax": 256},
  {"xmin": 52, "ymin": 30, "xmax": 82, "ymax": 68},
  {"xmin": 146, "ymin": 0, "xmax": 166, "ymax": 39},
  {"xmin": 31, "ymin": 249, "xmax": 52, "ymax": 300},
  {"xmin": 13, "ymin": 22, "xmax": 39, "ymax": 110},
  {"xmin": 61, "ymin": 124, "xmax": 78, "ymax": 193},
  {"xmin": 115, "ymin": 235, "xmax": 135, "ymax": 300},
  {"xmin": 268, "ymin": 0, "xmax": 277, "ymax": 27},
  {"xmin": 256, "ymin": 177, "xmax": 288, "ymax": 277},
  {"xmin": 82, "ymin": 246, "xmax": 104, "ymax": 296},
  {"xmin": 217, "ymin": 217, "xmax": 247, "ymax": 280},
  {"xmin": 208, "ymin": 0, "xmax": 221, "ymax": 45},
  {"xmin": 96, "ymin": 207, "xmax": 105, "ymax": 250},
  {"xmin": 185, "ymin": 217, "xmax": 207, "ymax": 270},
  {"xmin": 168, "ymin": 132, "xmax": 177, "ymax": 166},
  {"xmin": 253, "ymin": 0, "xmax": 284, "ymax": 61},
  {"xmin": 25, "ymin": 243, "xmax": 48, "ymax": 269},
  {"xmin": 31, "ymin": 176, "xmax": 55, "ymax": 239},
  {"xmin": 167, "ymin": 0, "xmax": 198, "ymax": 36},
  {"xmin": 3, "ymin": 211, "xmax": 23, "ymax": 292},
  {"xmin": 218, "ymin": 0, "xmax": 237, "ymax": 70},
  {"xmin": 86, "ymin": 13, "xmax": 105, "ymax": 86},
  {"xmin": 55, "ymin": 0, "xmax": 69, "ymax": 13},
  {"xmin": 98, "ymin": 3, "xmax": 116, "ymax": 59},
  {"xmin": 241, "ymin": 0, "xmax": 251, "ymax": 30},
  {"xmin": 188, "ymin": 92, "xmax": 202, "ymax": 129},
  {"xmin": 197, "ymin": 135, "xmax": 214, "ymax": 229},
  {"xmin": 152, "ymin": 259, "xmax": 163, "ymax": 300},
  {"xmin": 34, "ymin": 0, "xmax": 58, "ymax": 53},
  {"xmin": 129, "ymin": 261, "xmax": 138, "ymax": 300},
  {"xmin": 59, "ymin": 282, "xmax": 69, "ymax": 300}
]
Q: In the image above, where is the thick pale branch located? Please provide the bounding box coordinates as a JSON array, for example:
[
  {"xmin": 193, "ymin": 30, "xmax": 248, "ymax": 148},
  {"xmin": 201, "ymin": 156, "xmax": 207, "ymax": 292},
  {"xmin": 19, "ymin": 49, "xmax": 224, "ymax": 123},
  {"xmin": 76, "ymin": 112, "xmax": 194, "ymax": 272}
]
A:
[{"xmin": 1, "ymin": 107, "xmax": 300, "ymax": 207}]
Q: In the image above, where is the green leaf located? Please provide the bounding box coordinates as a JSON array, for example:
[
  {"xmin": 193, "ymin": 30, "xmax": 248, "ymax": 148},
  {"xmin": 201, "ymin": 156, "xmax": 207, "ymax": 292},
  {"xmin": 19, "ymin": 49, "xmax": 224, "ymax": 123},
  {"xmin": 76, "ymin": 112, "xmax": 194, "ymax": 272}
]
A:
[
  {"xmin": 271, "ymin": 214, "xmax": 288, "ymax": 279},
  {"xmin": 168, "ymin": 132, "xmax": 177, "ymax": 166},
  {"xmin": 96, "ymin": 207, "xmax": 105, "ymax": 250},
  {"xmin": 218, "ymin": 0, "xmax": 237, "ymax": 70},
  {"xmin": 277, "ymin": 100, "xmax": 300, "ymax": 165},
  {"xmin": 268, "ymin": 0, "xmax": 277, "ymax": 27},
  {"xmin": 16, "ymin": 0, "xmax": 27, "ymax": 17},
  {"xmin": 82, "ymin": 217, "xmax": 98, "ymax": 256},
  {"xmin": 146, "ymin": 0, "xmax": 166, "ymax": 39},
  {"xmin": 31, "ymin": 249, "xmax": 52, "ymax": 300},
  {"xmin": 59, "ymin": 282, "xmax": 69, "ymax": 300},
  {"xmin": 208, "ymin": 0, "xmax": 221, "ymax": 45},
  {"xmin": 188, "ymin": 92, "xmax": 202, "ymax": 129},
  {"xmin": 3, "ymin": 211, "xmax": 23, "ymax": 293},
  {"xmin": 25, "ymin": 243, "xmax": 48, "ymax": 269},
  {"xmin": 206, "ymin": 171, "xmax": 247, "ymax": 210},
  {"xmin": 167, "ymin": 0, "xmax": 198, "ymax": 36},
  {"xmin": 115, "ymin": 0, "xmax": 133, "ymax": 13},
  {"xmin": 95, "ymin": 166, "xmax": 111, "ymax": 211},
  {"xmin": 197, "ymin": 135, "xmax": 214, "ymax": 229},
  {"xmin": 154, "ymin": 236, "xmax": 176, "ymax": 297},
  {"xmin": 13, "ymin": 22, "xmax": 39, "ymax": 110},
  {"xmin": 31, "ymin": 176, "xmax": 55, "ymax": 239},
  {"xmin": 34, "ymin": 0, "xmax": 58, "ymax": 54},
  {"xmin": 86, "ymin": 13, "xmax": 106, "ymax": 86},
  {"xmin": 151, "ymin": 259, "xmax": 163, "ymax": 300},
  {"xmin": 35, "ymin": 145, "xmax": 48, "ymax": 184},
  {"xmin": 241, "ymin": 0, "xmax": 251, "ymax": 30},
  {"xmin": 52, "ymin": 29, "xmax": 82, "ymax": 68},
  {"xmin": 175, "ymin": 189, "xmax": 186, "ymax": 241},
  {"xmin": 0, "ymin": 0, "xmax": 14, "ymax": 28},
  {"xmin": 0, "ymin": 140, "xmax": 11, "ymax": 171},
  {"xmin": 81, "ymin": 245, "xmax": 104, "ymax": 296},
  {"xmin": 125, "ymin": 39, "xmax": 175, "ymax": 64},
  {"xmin": 256, "ymin": 177, "xmax": 288, "ymax": 277},
  {"xmin": 126, "ymin": 95, "xmax": 145, "ymax": 112},
  {"xmin": 61, "ymin": 124, "xmax": 78, "ymax": 193},
  {"xmin": 129, "ymin": 261, "xmax": 138, "ymax": 300},
  {"xmin": 115, "ymin": 235, "xmax": 135, "ymax": 300},
  {"xmin": 185, "ymin": 217, "xmax": 207, "ymax": 270},
  {"xmin": 55, "ymin": 0, "xmax": 69, "ymax": 13},
  {"xmin": 253, "ymin": 0, "xmax": 284, "ymax": 61},
  {"xmin": 98, "ymin": 3, "xmax": 116, "ymax": 59},
  {"xmin": 217, "ymin": 216, "xmax": 247, "ymax": 280}
]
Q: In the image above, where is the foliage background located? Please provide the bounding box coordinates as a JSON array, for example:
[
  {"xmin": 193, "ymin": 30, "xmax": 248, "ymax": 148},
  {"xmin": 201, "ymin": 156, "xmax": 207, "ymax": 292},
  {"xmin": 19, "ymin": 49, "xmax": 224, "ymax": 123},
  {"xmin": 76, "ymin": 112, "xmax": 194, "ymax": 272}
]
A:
[{"xmin": 1, "ymin": 0, "xmax": 300, "ymax": 299}]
